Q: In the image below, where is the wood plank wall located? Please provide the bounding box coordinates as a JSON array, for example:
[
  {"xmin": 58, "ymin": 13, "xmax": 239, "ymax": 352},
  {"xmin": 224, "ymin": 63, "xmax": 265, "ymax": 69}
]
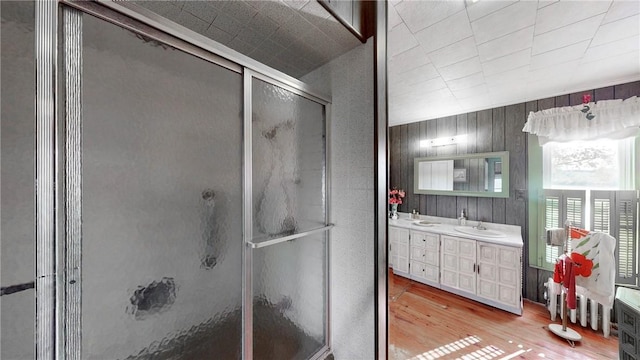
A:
[{"xmin": 389, "ymin": 81, "xmax": 640, "ymax": 302}]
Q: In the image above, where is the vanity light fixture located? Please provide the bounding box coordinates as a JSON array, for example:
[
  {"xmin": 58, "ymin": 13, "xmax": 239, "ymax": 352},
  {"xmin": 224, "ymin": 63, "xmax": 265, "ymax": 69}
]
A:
[{"xmin": 420, "ymin": 134, "xmax": 468, "ymax": 147}]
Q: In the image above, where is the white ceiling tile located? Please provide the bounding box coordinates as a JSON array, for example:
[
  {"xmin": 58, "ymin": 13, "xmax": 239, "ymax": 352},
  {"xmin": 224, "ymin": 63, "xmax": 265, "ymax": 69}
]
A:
[
  {"xmin": 582, "ymin": 35, "xmax": 640, "ymax": 63},
  {"xmin": 471, "ymin": 1, "xmax": 538, "ymax": 44},
  {"xmin": 530, "ymin": 40, "xmax": 590, "ymax": 70},
  {"xmin": 532, "ymin": 14, "xmax": 604, "ymax": 55},
  {"xmin": 466, "ymin": 0, "xmax": 517, "ymax": 22},
  {"xmin": 534, "ymin": 0, "xmax": 611, "ymax": 35},
  {"xmin": 388, "ymin": 3, "xmax": 403, "ymax": 29},
  {"xmin": 572, "ymin": 51, "xmax": 640, "ymax": 86},
  {"xmin": 427, "ymin": 36, "xmax": 478, "ymax": 68},
  {"xmin": 447, "ymin": 71, "xmax": 484, "ymax": 91},
  {"xmin": 452, "ymin": 84, "xmax": 488, "ymax": 100},
  {"xmin": 538, "ymin": 1, "xmax": 559, "ymax": 9},
  {"xmin": 527, "ymin": 60, "xmax": 579, "ymax": 84},
  {"xmin": 389, "ymin": 63, "xmax": 441, "ymax": 88},
  {"xmin": 602, "ymin": 0, "xmax": 640, "ymax": 24},
  {"xmin": 458, "ymin": 93, "xmax": 493, "ymax": 112},
  {"xmin": 392, "ymin": 77, "xmax": 448, "ymax": 96},
  {"xmin": 389, "ymin": 46, "xmax": 431, "ymax": 75},
  {"xmin": 393, "ymin": 0, "xmax": 465, "ymax": 33},
  {"xmin": 477, "ymin": 26, "xmax": 534, "ymax": 62},
  {"xmin": 591, "ymin": 14, "xmax": 640, "ymax": 47},
  {"xmin": 482, "ymin": 48, "xmax": 531, "ymax": 76},
  {"xmin": 484, "ymin": 65, "xmax": 529, "ymax": 87},
  {"xmin": 414, "ymin": 10, "xmax": 473, "ymax": 54},
  {"xmin": 388, "ymin": 22, "xmax": 419, "ymax": 57},
  {"xmin": 438, "ymin": 56, "xmax": 482, "ymax": 81}
]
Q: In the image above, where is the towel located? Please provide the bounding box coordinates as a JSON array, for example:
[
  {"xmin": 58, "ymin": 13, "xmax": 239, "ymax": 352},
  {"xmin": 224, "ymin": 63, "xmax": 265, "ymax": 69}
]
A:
[
  {"xmin": 571, "ymin": 231, "xmax": 617, "ymax": 307},
  {"xmin": 546, "ymin": 228, "xmax": 566, "ymax": 246},
  {"xmin": 563, "ymin": 257, "xmax": 577, "ymax": 310}
]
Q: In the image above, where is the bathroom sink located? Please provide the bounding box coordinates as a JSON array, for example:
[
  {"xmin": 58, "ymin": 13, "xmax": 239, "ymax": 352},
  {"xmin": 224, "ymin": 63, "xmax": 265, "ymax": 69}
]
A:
[
  {"xmin": 414, "ymin": 220, "xmax": 440, "ymax": 227},
  {"xmin": 454, "ymin": 226, "xmax": 506, "ymax": 238}
]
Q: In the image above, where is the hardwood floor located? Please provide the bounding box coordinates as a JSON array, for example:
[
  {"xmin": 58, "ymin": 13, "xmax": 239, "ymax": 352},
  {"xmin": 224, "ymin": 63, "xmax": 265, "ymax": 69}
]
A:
[{"xmin": 389, "ymin": 271, "xmax": 618, "ymax": 360}]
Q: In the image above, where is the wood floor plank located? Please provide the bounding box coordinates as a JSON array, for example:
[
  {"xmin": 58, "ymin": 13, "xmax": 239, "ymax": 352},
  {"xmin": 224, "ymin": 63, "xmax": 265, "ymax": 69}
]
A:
[{"xmin": 389, "ymin": 271, "xmax": 617, "ymax": 360}]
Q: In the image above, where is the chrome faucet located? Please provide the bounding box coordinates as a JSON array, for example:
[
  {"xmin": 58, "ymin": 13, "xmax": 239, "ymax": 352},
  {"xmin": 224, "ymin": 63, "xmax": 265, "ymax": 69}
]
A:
[{"xmin": 475, "ymin": 221, "xmax": 487, "ymax": 230}]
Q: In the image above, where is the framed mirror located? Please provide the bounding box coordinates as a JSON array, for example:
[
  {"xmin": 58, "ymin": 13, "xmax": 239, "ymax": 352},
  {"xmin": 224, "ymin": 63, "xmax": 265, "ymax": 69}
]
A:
[{"xmin": 414, "ymin": 151, "xmax": 509, "ymax": 198}]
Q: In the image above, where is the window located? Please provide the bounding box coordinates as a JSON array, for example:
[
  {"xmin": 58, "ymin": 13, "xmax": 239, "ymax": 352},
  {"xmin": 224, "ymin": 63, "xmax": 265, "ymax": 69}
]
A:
[
  {"xmin": 540, "ymin": 138, "xmax": 638, "ymax": 287},
  {"xmin": 543, "ymin": 138, "xmax": 635, "ymax": 190}
]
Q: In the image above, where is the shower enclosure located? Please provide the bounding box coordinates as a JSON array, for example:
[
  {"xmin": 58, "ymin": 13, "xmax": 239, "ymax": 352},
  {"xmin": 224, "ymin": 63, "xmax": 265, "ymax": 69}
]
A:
[{"xmin": 1, "ymin": 1, "xmax": 332, "ymax": 359}]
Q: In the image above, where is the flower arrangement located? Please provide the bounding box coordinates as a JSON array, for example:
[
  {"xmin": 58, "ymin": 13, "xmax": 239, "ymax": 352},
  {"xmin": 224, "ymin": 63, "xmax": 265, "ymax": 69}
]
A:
[{"xmin": 389, "ymin": 188, "xmax": 405, "ymax": 204}]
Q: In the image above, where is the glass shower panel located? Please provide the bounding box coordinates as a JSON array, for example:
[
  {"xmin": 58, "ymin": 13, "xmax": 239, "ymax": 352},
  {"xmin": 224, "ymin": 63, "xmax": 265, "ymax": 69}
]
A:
[
  {"xmin": 252, "ymin": 233, "xmax": 327, "ymax": 359},
  {"xmin": 82, "ymin": 14, "xmax": 242, "ymax": 359},
  {"xmin": 252, "ymin": 78, "xmax": 326, "ymax": 240},
  {"xmin": 1, "ymin": 1, "xmax": 36, "ymax": 359}
]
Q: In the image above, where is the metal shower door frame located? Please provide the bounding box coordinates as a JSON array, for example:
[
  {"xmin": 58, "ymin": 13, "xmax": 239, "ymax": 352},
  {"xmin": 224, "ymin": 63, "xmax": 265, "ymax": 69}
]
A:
[{"xmin": 38, "ymin": 1, "xmax": 334, "ymax": 359}]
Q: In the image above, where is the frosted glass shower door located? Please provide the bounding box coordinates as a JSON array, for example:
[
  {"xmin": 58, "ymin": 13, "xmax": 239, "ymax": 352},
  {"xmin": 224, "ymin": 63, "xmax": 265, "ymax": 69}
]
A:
[
  {"xmin": 250, "ymin": 77, "xmax": 329, "ymax": 359},
  {"xmin": 81, "ymin": 13, "xmax": 243, "ymax": 359}
]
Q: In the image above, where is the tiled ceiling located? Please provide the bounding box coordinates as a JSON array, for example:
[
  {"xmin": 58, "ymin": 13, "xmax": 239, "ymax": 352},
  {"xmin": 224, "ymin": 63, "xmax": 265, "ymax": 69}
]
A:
[
  {"xmin": 130, "ymin": 1, "xmax": 639, "ymax": 127},
  {"xmin": 133, "ymin": 0, "xmax": 362, "ymax": 79},
  {"xmin": 388, "ymin": 0, "xmax": 640, "ymax": 126}
]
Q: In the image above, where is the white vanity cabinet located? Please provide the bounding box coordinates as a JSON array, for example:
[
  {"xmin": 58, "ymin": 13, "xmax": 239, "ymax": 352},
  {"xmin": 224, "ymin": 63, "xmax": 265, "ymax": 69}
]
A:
[
  {"xmin": 388, "ymin": 218, "xmax": 523, "ymax": 315},
  {"xmin": 440, "ymin": 234, "xmax": 522, "ymax": 315},
  {"xmin": 389, "ymin": 226, "xmax": 410, "ymax": 276},
  {"xmin": 409, "ymin": 230, "xmax": 440, "ymax": 287},
  {"xmin": 476, "ymin": 242, "xmax": 521, "ymax": 309},
  {"xmin": 441, "ymin": 235, "xmax": 477, "ymax": 293}
]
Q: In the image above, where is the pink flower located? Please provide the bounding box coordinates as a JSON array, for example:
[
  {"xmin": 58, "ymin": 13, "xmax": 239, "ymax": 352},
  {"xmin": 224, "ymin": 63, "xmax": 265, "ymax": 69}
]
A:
[
  {"xmin": 582, "ymin": 94, "xmax": 591, "ymax": 104},
  {"xmin": 398, "ymin": 190, "xmax": 405, "ymax": 197},
  {"xmin": 390, "ymin": 189, "xmax": 398, "ymax": 195}
]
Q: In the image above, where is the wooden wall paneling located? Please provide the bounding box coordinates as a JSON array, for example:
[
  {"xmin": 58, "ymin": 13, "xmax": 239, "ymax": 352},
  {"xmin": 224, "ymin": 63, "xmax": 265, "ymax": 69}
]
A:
[
  {"xmin": 476, "ymin": 109, "xmax": 492, "ymax": 152},
  {"xmin": 425, "ymin": 120, "xmax": 437, "ymax": 157},
  {"xmin": 536, "ymin": 269, "xmax": 553, "ymax": 303},
  {"xmin": 526, "ymin": 267, "xmax": 541, "ymax": 302},
  {"xmin": 426, "ymin": 120, "xmax": 438, "ymax": 215},
  {"xmin": 398, "ymin": 125, "xmax": 409, "ymax": 212},
  {"xmin": 492, "ymin": 107, "xmax": 505, "ymax": 151},
  {"xmin": 569, "ymin": 89, "xmax": 593, "ymax": 106},
  {"xmin": 614, "ymin": 81, "xmax": 640, "ymax": 99},
  {"xmin": 476, "ymin": 110, "xmax": 493, "ymax": 222},
  {"xmin": 505, "ymin": 103, "xmax": 528, "ymax": 297},
  {"xmin": 418, "ymin": 121, "xmax": 429, "ymax": 215},
  {"xmin": 456, "ymin": 113, "xmax": 468, "ymax": 155},
  {"xmin": 436, "ymin": 116, "xmax": 458, "ymax": 218},
  {"xmin": 555, "ymin": 94, "xmax": 569, "ymax": 107},
  {"xmin": 456, "ymin": 114, "xmax": 468, "ymax": 218},
  {"xmin": 537, "ymin": 97, "xmax": 556, "ymax": 112},
  {"xmin": 407, "ymin": 122, "xmax": 420, "ymax": 213},
  {"xmin": 477, "ymin": 198, "xmax": 493, "ymax": 223},
  {"xmin": 491, "ymin": 107, "xmax": 506, "ymax": 224},
  {"xmin": 466, "ymin": 112, "xmax": 478, "ymax": 221},
  {"xmin": 389, "ymin": 126, "xmax": 400, "ymax": 194},
  {"xmin": 594, "ymin": 86, "xmax": 615, "ymax": 101},
  {"xmin": 524, "ymin": 100, "xmax": 540, "ymax": 301}
]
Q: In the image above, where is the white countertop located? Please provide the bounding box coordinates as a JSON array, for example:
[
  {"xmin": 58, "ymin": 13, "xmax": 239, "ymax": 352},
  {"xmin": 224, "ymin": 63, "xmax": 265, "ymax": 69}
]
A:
[{"xmin": 389, "ymin": 213, "xmax": 523, "ymax": 248}]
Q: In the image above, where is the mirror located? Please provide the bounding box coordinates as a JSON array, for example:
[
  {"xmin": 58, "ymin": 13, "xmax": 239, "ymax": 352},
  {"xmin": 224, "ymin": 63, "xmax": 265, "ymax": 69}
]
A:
[{"xmin": 414, "ymin": 151, "xmax": 509, "ymax": 198}]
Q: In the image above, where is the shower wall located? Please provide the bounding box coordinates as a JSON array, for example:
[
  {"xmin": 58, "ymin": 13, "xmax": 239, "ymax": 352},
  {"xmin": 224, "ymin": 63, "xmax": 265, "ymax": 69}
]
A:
[
  {"xmin": 302, "ymin": 40, "xmax": 375, "ymax": 359},
  {"xmin": 80, "ymin": 13, "xmax": 243, "ymax": 358},
  {"xmin": 1, "ymin": 1, "xmax": 36, "ymax": 359}
]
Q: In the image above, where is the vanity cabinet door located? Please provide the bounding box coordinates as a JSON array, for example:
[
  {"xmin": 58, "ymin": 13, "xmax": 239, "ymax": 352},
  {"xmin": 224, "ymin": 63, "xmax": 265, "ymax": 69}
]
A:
[
  {"xmin": 441, "ymin": 236, "xmax": 476, "ymax": 294},
  {"xmin": 477, "ymin": 242, "xmax": 521, "ymax": 307},
  {"xmin": 390, "ymin": 226, "xmax": 410, "ymax": 275}
]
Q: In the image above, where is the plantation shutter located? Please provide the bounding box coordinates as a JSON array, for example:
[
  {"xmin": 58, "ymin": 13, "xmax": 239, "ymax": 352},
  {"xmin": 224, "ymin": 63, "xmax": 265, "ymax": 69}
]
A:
[
  {"xmin": 591, "ymin": 190, "xmax": 639, "ymax": 286},
  {"xmin": 542, "ymin": 190, "xmax": 585, "ymax": 264},
  {"xmin": 614, "ymin": 191, "xmax": 638, "ymax": 286}
]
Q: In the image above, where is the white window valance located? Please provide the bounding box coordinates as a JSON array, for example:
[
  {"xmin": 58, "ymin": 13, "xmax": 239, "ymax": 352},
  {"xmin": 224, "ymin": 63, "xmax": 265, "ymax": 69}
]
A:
[{"xmin": 522, "ymin": 96, "xmax": 640, "ymax": 145}]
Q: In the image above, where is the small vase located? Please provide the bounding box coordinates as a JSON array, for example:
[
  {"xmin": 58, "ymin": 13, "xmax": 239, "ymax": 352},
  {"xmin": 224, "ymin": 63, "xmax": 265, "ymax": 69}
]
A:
[{"xmin": 390, "ymin": 204, "xmax": 398, "ymax": 219}]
